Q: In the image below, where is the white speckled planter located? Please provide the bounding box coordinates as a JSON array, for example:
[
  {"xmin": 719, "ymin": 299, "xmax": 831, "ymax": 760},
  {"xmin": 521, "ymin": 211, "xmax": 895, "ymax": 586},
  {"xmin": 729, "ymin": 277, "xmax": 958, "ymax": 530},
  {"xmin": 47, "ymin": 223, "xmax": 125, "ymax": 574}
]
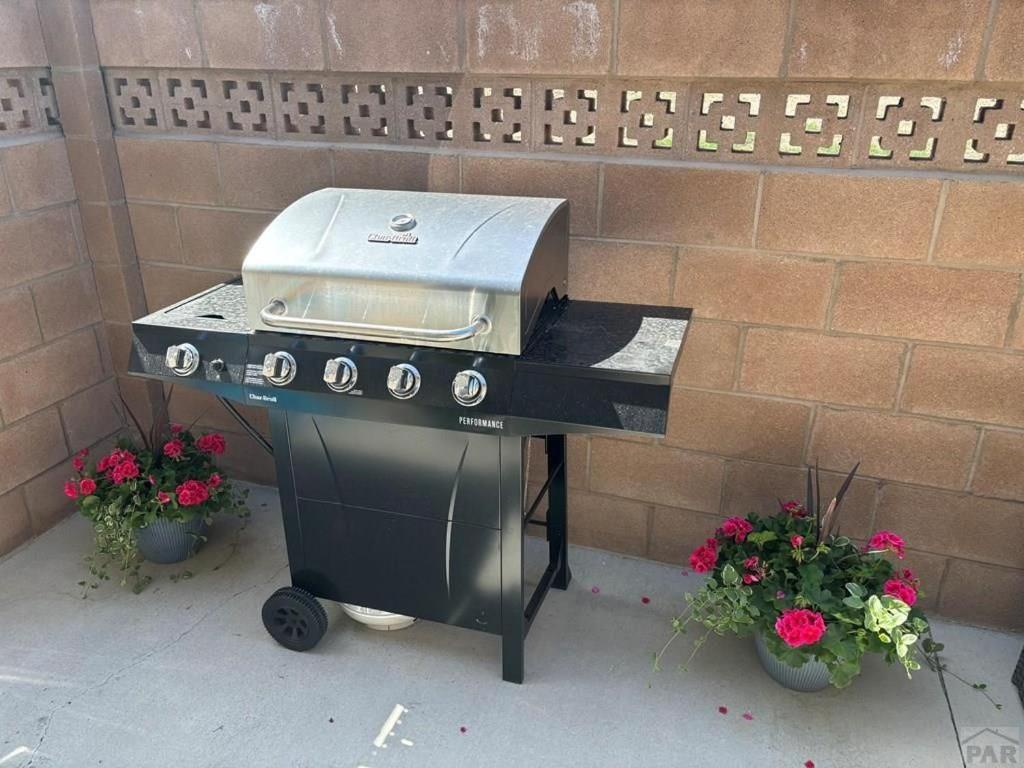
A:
[
  {"xmin": 136, "ymin": 517, "xmax": 209, "ymax": 564},
  {"xmin": 755, "ymin": 633, "xmax": 831, "ymax": 692}
]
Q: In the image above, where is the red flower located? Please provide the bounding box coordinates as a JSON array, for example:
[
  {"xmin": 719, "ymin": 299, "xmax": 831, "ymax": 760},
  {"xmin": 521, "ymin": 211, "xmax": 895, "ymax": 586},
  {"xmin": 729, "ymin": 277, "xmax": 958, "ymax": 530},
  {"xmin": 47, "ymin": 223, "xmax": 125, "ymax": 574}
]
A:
[
  {"xmin": 688, "ymin": 538, "xmax": 718, "ymax": 573},
  {"xmin": 743, "ymin": 556, "xmax": 759, "ymax": 570},
  {"xmin": 72, "ymin": 456, "xmax": 85, "ymax": 473},
  {"xmin": 719, "ymin": 516, "xmax": 753, "ymax": 543},
  {"xmin": 157, "ymin": 491, "xmax": 172, "ymax": 505},
  {"xmin": 175, "ymin": 479, "xmax": 209, "ymax": 507},
  {"xmin": 196, "ymin": 433, "xmax": 227, "ymax": 455},
  {"xmin": 99, "ymin": 449, "xmax": 135, "ymax": 473},
  {"xmin": 781, "ymin": 500, "xmax": 807, "ymax": 517},
  {"xmin": 206, "ymin": 472, "xmax": 222, "ymax": 489},
  {"xmin": 790, "ymin": 534, "xmax": 804, "ymax": 549},
  {"xmin": 742, "ymin": 573, "xmax": 759, "ymax": 585},
  {"xmin": 866, "ymin": 530, "xmax": 906, "ymax": 560},
  {"xmin": 170, "ymin": 423, "xmax": 184, "ymax": 434},
  {"xmin": 79, "ymin": 477, "xmax": 97, "ymax": 495},
  {"xmin": 775, "ymin": 608, "xmax": 826, "ymax": 648},
  {"xmin": 63, "ymin": 480, "xmax": 79, "ymax": 499},
  {"xmin": 163, "ymin": 439, "xmax": 185, "ymax": 460},
  {"xmin": 883, "ymin": 578, "xmax": 917, "ymax": 606},
  {"xmin": 112, "ymin": 460, "xmax": 140, "ymax": 484}
]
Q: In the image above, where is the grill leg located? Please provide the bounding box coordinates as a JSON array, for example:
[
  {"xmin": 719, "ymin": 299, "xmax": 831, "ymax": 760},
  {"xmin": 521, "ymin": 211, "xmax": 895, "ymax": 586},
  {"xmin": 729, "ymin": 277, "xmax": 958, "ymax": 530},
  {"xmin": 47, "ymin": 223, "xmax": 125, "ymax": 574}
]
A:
[
  {"xmin": 546, "ymin": 435, "xmax": 572, "ymax": 591},
  {"xmin": 500, "ymin": 435, "xmax": 525, "ymax": 684}
]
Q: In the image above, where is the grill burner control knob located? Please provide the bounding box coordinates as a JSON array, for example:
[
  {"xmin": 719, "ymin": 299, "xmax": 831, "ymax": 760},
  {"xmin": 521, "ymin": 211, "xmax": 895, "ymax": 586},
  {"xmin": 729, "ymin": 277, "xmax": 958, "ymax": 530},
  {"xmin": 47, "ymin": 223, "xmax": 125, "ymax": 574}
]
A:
[
  {"xmin": 262, "ymin": 351, "xmax": 297, "ymax": 386},
  {"xmin": 452, "ymin": 370, "xmax": 487, "ymax": 407},
  {"xmin": 387, "ymin": 363, "xmax": 421, "ymax": 400},
  {"xmin": 324, "ymin": 357, "xmax": 358, "ymax": 393},
  {"xmin": 165, "ymin": 343, "xmax": 200, "ymax": 376}
]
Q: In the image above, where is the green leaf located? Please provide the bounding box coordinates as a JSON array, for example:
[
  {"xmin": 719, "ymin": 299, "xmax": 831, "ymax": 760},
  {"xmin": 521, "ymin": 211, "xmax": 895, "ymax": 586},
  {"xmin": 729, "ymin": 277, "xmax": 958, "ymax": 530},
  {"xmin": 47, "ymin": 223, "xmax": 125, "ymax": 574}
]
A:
[
  {"xmin": 746, "ymin": 531, "xmax": 778, "ymax": 546},
  {"xmin": 845, "ymin": 582, "xmax": 867, "ymax": 598},
  {"xmin": 842, "ymin": 596, "xmax": 864, "ymax": 609},
  {"xmin": 721, "ymin": 564, "xmax": 740, "ymax": 586}
]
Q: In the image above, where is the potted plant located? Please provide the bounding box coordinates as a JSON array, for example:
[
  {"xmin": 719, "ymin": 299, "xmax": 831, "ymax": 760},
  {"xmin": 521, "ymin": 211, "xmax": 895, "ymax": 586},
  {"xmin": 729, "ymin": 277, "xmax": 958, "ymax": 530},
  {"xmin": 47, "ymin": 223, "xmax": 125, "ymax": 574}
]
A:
[
  {"xmin": 66, "ymin": 416, "xmax": 248, "ymax": 593},
  {"xmin": 656, "ymin": 466, "xmax": 931, "ymax": 691}
]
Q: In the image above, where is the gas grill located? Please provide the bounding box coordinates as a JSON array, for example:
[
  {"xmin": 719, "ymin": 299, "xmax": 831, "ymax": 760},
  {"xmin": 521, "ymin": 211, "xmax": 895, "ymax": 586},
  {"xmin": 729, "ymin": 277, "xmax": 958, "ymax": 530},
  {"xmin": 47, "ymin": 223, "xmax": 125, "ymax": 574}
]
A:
[{"xmin": 129, "ymin": 188, "xmax": 691, "ymax": 683}]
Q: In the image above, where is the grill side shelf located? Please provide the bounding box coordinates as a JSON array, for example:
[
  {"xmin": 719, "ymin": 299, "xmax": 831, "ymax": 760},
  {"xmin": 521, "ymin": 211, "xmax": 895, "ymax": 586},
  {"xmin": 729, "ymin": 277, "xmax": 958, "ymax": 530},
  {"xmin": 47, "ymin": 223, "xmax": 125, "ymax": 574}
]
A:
[{"xmin": 512, "ymin": 299, "xmax": 691, "ymax": 436}]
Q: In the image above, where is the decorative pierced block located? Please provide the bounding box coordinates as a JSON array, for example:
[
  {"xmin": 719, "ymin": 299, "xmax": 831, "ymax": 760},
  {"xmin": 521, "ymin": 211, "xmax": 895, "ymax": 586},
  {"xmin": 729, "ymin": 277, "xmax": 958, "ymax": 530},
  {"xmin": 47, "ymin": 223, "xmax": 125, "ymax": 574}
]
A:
[
  {"xmin": 0, "ymin": 74, "xmax": 37, "ymax": 135},
  {"xmin": 604, "ymin": 83, "xmax": 685, "ymax": 157},
  {"xmin": 396, "ymin": 80, "xmax": 457, "ymax": 144},
  {"xmin": 964, "ymin": 95, "xmax": 1024, "ymax": 167},
  {"xmin": 274, "ymin": 74, "xmax": 340, "ymax": 140},
  {"xmin": 220, "ymin": 76, "xmax": 272, "ymax": 135},
  {"xmin": 534, "ymin": 82, "xmax": 602, "ymax": 151},
  {"xmin": 105, "ymin": 69, "xmax": 163, "ymax": 131},
  {"xmin": 863, "ymin": 92, "xmax": 948, "ymax": 164},
  {"xmin": 161, "ymin": 73, "xmax": 213, "ymax": 131},
  {"xmin": 35, "ymin": 73, "xmax": 60, "ymax": 129},
  {"xmin": 775, "ymin": 89, "xmax": 859, "ymax": 164},
  {"xmin": 689, "ymin": 89, "xmax": 764, "ymax": 157},
  {"xmin": 463, "ymin": 82, "xmax": 531, "ymax": 148},
  {"xmin": 339, "ymin": 81, "xmax": 394, "ymax": 142}
]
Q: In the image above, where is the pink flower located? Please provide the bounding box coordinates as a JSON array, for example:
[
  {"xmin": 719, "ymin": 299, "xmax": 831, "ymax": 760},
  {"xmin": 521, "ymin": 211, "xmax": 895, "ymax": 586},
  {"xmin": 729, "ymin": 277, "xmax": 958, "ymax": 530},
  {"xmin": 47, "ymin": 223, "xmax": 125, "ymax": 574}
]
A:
[
  {"xmin": 206, "ymin": 472, "xmax": 222, "ymax": 489},
  {"xmin": 147, "ymin": 474, "xmax": 156, "ymax": 485},
  {"xmin": 805, "ymin": 762, "xmax": 815, "ymax": 768},
  {"xmin": 719, "ymin": 517, "xmax": 753, "ymax": 543},
  {"xmin": 157, "ymin": 491, "xmax": 171, "ymax": 505},
  {"xmin": 63, "ymin": 480, "xmax": 79, "ymax": 499},
  {"xmin": 175, "ymin": 479, "xmax": 209, "ymax": 507},
  {"xmin": 170, "ymin": 423, "xmax": 184, "ymax": 434},
  {"xmin": 775, "ymin": 608, "xmax": 827, "ymax": 648},
  {"xmin": 742, "ymin": 711, "xmax": 754, "ymax": 721},
  {"xmin": 782, "ymin": 500, "xmax": 807, "ymax": 517},
  {"xmin": 196, "ymin": 433, "xmax": 227, "ymax": 455},
  {"xmin": 790, "ymin": 534, "xmax": 804, "ymax": 549},
  {"xmin": 743, "ymin": 556, "xmax": 759, "ymax": 570},
  {"xmin": 71, "ymin": 448, "xmax": 88, "ymax": 472},
  {"xmin": 717, "ymin": 706, "xmax": 728, "ymax": 715},
  {"xmin": 896, "ymin": 568, "xmax": 919, "ymax": 588},
  {"xmin": 884, "ymin": 578, "xmax": 917, "ymax": 606},
  {"xmin": 688, "ymin": 538, "xmax": 718, "ymax": 573},
  {"xmin": 98, "ymin": 449, "xmax": 134, "ymax": 473},
  {"xmin": 111, "ymin": 460, "xmax": 140, "ymax": 484},
  {"xmin": 867, "ymin": 530, "xmax": 906, "ymax": 560},
  {"xmin": 79, "ymin": 477, "xmax": 97, "ymax": 495},
  {"xmin": 742, "ymin": 573, "xmax": 759, "ymax": 585},
  {"xmin": 640, "ymin": 596, "xmax": 651, "ymax": 605},
  {"xmin": 776, "ymin": 590, "xmax": 786, "ymax": 600},
  {"xmin": 591, "ymin": 586, "xmax": 600, "ymax": 594},
  {"xmin": 163, "ymin": 439, "xmax": 185, "ymax": 460}
]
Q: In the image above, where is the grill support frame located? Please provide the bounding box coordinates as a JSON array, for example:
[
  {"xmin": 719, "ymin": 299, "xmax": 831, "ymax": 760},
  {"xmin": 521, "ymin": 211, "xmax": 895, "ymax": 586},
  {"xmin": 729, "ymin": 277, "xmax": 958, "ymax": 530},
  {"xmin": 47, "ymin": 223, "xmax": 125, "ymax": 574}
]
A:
[{"xmin": 268, "ymin": 407, "xmax": 571, "ymax": 684}]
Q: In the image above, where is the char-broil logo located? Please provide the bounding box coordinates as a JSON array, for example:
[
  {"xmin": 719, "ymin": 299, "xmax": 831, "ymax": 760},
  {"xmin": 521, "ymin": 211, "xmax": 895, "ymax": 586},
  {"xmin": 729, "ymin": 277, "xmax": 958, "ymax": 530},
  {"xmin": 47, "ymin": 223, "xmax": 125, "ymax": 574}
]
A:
[
  {"xmin": 962, "ymin": 727, "xmax": 1020, "ymax": 765},
  {"xmin": 368, "ymin": 232, "xmax": 418, "ymax": 245},
  {"xmin": 459, "ymin": 416, "xmax": 504, "ymax": 430},
  {"xmin": 248, "ymin": 392, "xmax": 278, "ymax": 404}
]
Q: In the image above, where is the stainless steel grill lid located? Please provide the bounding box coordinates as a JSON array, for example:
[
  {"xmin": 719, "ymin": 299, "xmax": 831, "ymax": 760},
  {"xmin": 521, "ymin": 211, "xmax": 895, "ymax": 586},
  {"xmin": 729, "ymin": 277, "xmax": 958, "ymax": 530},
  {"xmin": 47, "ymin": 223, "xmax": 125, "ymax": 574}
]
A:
[{"xmin": 242, "ymin": 188, "xmax": 569, "ymax": 355}]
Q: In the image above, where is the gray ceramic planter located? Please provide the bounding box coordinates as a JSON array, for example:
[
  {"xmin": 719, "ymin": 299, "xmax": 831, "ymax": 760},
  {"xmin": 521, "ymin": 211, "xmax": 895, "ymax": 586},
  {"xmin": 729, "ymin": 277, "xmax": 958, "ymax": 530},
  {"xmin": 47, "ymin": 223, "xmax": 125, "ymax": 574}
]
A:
[
  {"xmin": 755, "ymin": 632, "xmax": 831, "ymax": 692},
  {"xmin": 136, "ymin": 517, "xmax": 209, "ymax": 564}
]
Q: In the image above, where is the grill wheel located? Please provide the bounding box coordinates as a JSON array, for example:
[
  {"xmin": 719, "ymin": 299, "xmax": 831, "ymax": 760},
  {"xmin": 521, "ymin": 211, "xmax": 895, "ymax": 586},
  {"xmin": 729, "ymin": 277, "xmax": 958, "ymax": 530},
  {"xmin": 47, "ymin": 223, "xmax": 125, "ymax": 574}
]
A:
[{"xmin": 261, "ymin": 586, "xmax": 329, "ymax": 652}]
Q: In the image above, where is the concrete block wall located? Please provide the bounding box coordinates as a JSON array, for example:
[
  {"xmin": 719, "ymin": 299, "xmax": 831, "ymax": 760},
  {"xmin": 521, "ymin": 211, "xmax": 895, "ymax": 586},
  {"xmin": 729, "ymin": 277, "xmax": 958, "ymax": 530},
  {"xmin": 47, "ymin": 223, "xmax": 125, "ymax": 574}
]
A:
[
  {"xmin": 0, "ymin": 0, "xmax": 126, "ymax": 556},
  {"xmin": 3, "ymin": 0, "xmax": 1023, "ymax": 629}
]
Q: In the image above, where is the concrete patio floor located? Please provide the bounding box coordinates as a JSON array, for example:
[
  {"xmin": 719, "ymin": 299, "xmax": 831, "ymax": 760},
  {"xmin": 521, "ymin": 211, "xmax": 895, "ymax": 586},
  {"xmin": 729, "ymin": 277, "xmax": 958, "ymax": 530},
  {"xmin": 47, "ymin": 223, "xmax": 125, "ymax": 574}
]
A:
[{"xmin": 1, "ymin": 483, "xmax": 1021, "ymax": 768}]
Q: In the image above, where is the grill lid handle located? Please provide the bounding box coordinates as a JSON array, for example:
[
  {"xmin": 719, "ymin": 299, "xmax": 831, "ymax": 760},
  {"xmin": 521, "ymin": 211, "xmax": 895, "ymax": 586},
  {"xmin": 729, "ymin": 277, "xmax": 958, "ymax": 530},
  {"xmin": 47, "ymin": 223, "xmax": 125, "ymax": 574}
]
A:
[{"xmin": 260, "ymin": 299, "xmax": 491, "ymax": 342}]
